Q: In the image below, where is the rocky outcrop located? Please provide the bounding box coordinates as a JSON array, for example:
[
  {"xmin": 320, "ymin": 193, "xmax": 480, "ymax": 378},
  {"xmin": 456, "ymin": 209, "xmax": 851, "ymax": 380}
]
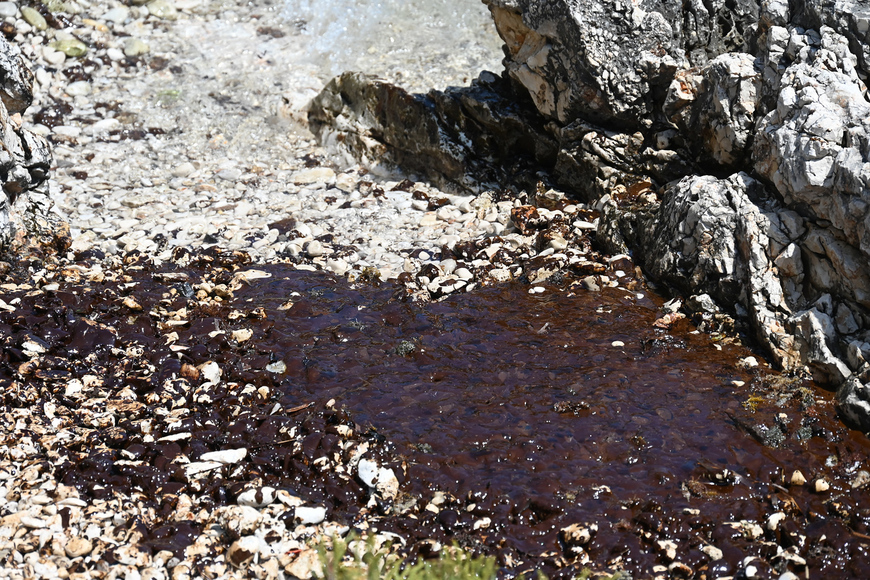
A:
[
  {"xmin": 612, "ymin": 173, "xmax": 804, "ymax": 369},
  {"xmin": 0, "ymin": 36, "xmax": 60, "ymax": 256},
  {"xmin": 308, "ymin": 0, "xmax": 870, "ymax": 433},
  {"xmin": 308, "ymin": 70, "xmax": 557, "ymax": 192},
  {"xmin": 483, "ymin": 0, "xmax": 759, "ymax": 128}
]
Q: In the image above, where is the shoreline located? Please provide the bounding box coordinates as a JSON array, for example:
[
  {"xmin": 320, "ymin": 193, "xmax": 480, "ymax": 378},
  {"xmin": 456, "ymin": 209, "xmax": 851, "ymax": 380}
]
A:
[{"xmin": 1, "ymin": 1, "xmax": 870, "ymax": 579}]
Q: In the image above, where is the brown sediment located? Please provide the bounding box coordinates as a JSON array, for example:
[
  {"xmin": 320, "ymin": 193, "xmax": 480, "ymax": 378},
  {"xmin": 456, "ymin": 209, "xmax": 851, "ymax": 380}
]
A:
[{"xmin": 1, "ymin": 249, "xmax": 869, "ymax": 578}]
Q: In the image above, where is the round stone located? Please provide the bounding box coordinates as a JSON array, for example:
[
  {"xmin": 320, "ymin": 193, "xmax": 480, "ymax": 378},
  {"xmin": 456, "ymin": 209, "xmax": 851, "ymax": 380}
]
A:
[
  {"xmin": 21, "ymin": 7, "xmax": 47, "ymax": 30},
  {"xmin": 123, "ymin": 38, "xmax": 150, "ymax": 57},
  {"xmin": 65, "ymin": 537, "xmax": 93, "ymax": 558},
  {"xmin": 52, "ymin": 39, "xmax": 88, "ymax": 57}
]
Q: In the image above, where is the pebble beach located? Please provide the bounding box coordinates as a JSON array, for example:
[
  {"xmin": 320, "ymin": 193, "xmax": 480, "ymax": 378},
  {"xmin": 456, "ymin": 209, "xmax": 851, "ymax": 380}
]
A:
[
  {"xmin": 23, "ymin": 0, "xmax": 509, "ymax": 280},
  {"xmin": 4, "ymin": 2, "xmax": 870, "ymax": 579},
  {"xmin": 0, "ymin": 1, "xmax": 632, "ymax": 578}
]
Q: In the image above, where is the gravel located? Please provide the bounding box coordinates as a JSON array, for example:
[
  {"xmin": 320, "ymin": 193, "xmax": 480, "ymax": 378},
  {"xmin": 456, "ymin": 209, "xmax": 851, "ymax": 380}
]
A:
[{"xmin": 0, "ymin": 1, "xmax": 646, "ymax": 578}]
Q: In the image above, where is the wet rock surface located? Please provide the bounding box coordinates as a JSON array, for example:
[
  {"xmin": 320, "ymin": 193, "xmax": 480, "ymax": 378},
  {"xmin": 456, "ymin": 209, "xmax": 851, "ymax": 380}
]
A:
[{"xmin": 2, "ymin": 250, "xmax": 870, "ymax": 578}]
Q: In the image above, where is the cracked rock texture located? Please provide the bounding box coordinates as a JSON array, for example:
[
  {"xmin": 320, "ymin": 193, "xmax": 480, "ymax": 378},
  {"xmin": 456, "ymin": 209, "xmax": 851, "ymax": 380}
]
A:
[
  {"xmin": 308, "ymin": 0, "xmax": 870, "ymax": 433},
  {"xmin": 0, "ymin": 36, "xmax": 59, "ymax": 256}
]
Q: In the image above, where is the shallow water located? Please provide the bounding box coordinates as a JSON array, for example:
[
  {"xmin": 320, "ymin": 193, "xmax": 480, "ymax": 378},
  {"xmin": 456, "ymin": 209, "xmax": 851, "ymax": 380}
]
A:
[
  {"xmin": 15, "ymin": 0, "xmax": 870, "ymax": 576},
  {"xmin": 281, "ymin": 0, "xmax": 504, "ymax": 92},
  {"xmin": 5, "ymin": 253, "xmax": 869, "ymax": 577}
]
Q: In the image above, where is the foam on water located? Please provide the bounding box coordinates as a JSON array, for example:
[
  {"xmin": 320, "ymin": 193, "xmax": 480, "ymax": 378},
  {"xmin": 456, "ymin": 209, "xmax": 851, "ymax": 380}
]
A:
[{"xmin": 282, "ymin": 0, "xmax": 504, "ymax": 92}]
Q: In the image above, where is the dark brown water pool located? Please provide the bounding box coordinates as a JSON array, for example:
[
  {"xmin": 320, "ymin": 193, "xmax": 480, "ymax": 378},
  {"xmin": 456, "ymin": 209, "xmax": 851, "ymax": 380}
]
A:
[{"xmin": 2, "ymin": 252, "xmax": 869, "ymax": 578}]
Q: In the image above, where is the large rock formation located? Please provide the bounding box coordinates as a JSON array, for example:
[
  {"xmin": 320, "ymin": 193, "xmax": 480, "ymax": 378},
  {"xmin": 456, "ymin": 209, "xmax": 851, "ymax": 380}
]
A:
[
  {"xmin": 308, "ymin": 0, "xmax": 870, "ymax": 433},
  {"xmin": 0, "ymin": 36, "xmax": 59, "ymax": 257}
]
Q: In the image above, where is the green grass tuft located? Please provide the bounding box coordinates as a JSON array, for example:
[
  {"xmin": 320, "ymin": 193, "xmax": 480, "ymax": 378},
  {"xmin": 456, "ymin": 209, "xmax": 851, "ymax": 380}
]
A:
[{"xmin": 317, "ymin": 534, "xmax": 498, "ymax": 580}]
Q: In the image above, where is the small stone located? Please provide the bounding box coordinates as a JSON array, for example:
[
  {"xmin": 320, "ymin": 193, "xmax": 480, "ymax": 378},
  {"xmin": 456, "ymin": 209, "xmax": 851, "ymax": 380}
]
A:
[
  {"xmin": 64, "ymin": 379, "xmax": 84, "ymax": 399},
  {"xmin": 419, "ymin": 213, "xmax": 438, "ymax": 227},
  {"xmin": 217, "ymin": 167, "xmax": 242, "ymax": 181},
  {"xmin": 0, "ymin": 3, "xmax": 17, "ymax": 18},
  {"xmin": 266, "ymin": 361, "xmax": 286, "ymax": 374},
  {"xmin": 66, "ymin": 81, "xmax": 92, "ymax": 97},
  {"xmin": 198, "ymin": 361, "xmax": 222, "ymax": 384},
  {"xmin": 294, "ymin": 506, "xmax": 326, "ymax": 525},
  {"xmin": 612, "ymin": 340, "xmax": 625, "ymax": 347},
  {"xmin": 357, "ymin": 458, "xmax": 399, "ymax": 499},
  {"xmin": 185, "ymin": 462, "xmax": 223, "ymax": 477},
  {"xmin": 561, "ymin": 523, "xmax": 597, "ymax": 546},
  {"xmin": 700, "ymin": 545, "xmax": 723, "ymax": 561},
  {"xmin": 766, "ymin": 512, "xmax": 786, "ymax": 530},
  {"xmin": 582, "ymin": 276, "xmax": 600, "ymax": 291},
  {"xmin": 489, "ymin": 268, "xmax": 511, "ymax": 283},
  {"xmin": 668, "ymin": 562, "xmax": 693, "ymax": 578},
  {"xmin": 228, "ymin": 536, "xmax": 260, "ymax": 568},
  {"xmin": 42, "ymin": 46, "xmax": 66, "ymax": 66},
  {"xmin": 231, "ymin": 329, "xmax": 253, "ymax": 343},
  {"xmin": 790, "ymin": 470, "xmax": 807, "ymax": 485},
  {"xmin": 851, "ymin": 470, "xmax": 870, "ymax": 488},
  {"xmin": 358, "ymin": 459, "xmax": 379, "ymax": 487},
  {"xmin": 326, "ymin": 258, "xmax": 348, "ymax": 276},
  {"xmin": 172, "ymin": 564, "xmax": 191, "ymax": 580},
  {"xmin": 237, "ymin": 487, "xmax": 277, "ymax": 508},
  {"xmin": 88, "ymin": 118, "xmax": 120, "ymax": 135},
  {"xmin": 123, "ymin": 38, "xmax": 150, "ymax": 57},
  {"xmin": 114, "ymin": 544, "xmax": 151, "ymax": 567},
  {"xmin": 65, "ymin": 537, "xmax": 93, "ymax": 558},
  {"xmin": 217, "ymin": 505, "xmax": 263, "ymax": 536},
  {"xmin": 284, "ymin": 549, "xmax": 320, "ymax": 579},
  {"xmin": 657, "ymin": 539, "xmax": 678, "ymax": 561},
  {"xmin": 52, "ymin": 39, "xmax": 88, "ymax": 58},
  {"xmin": 814, "ymin": 478, "xmax": 830, "ymax": 492},
  {"xmin": 106, "ymin": 47, "xmax": 125, "ymax": 61},
  {"xmin": 148, "ymin": 0, "xmax": 178, "ymax": 19},
  {"xmin": 122, "ymin": 296, "xmax": 143, "ymax": 311},
  {"xmin": 549, "ymin": 236, "xmax": 568, "ymax": 250},
  {"xmin": 200, "ymin": 448, "xmax": 247, "ymax": 464},
  {"xmin": 21, "ymin": 7, "xmax": 47, "ymax": 30},
  {"xmin": 20, "ymin": 515, "xmax": 47, "ymax": 528},
  {"xmin": 291, "ymin": 167, "xmax": 334, "ymax": 185},
  {"xmin": 473, "ymin": 517, "xmax": 491, "ymax": 530},
  {"xmin": 738, "ymin": 356, "xmax": 759, "ymax": 369},
  {"xmin": 103, "ymin": 6, "xmax": 130, "ymax": 23},
  {"xmin": 335, "ymin": 173, "xmax": 357, "ymax": 192},
  {"xmin": 306, "ymin": 240, "xmax": 331, "ymax": 257},
  {"xmin": 172, "ymin": 162, "xmax": 196, "ymax": 178}
]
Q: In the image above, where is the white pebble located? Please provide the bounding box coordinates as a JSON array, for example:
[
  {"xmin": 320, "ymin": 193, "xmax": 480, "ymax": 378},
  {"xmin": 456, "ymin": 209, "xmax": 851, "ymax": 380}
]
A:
[
  {"xmin": 200, "ymin": 448, "xmax": 247, "ymax": 465},
  {"xmin": 172, "ymin": 162, "xmax": 196, "ymax": 178},
  {"xmin": 295, "ymin": 506, "xmax": 326, "ymax": 525},
  {"xmin": 66, "ymin": 81, "xmax": 92, "ymax": 97},
  {"xmin": 766, "ymin": 512, "xmax": 786, "ymax": 530},
  {"xmin": 0, "ymin": 2, "xmax": 17, "ymax": 18},
  {"xmin": 103, "ymin": 6, "xmax": 130, "ymax": 23}
]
